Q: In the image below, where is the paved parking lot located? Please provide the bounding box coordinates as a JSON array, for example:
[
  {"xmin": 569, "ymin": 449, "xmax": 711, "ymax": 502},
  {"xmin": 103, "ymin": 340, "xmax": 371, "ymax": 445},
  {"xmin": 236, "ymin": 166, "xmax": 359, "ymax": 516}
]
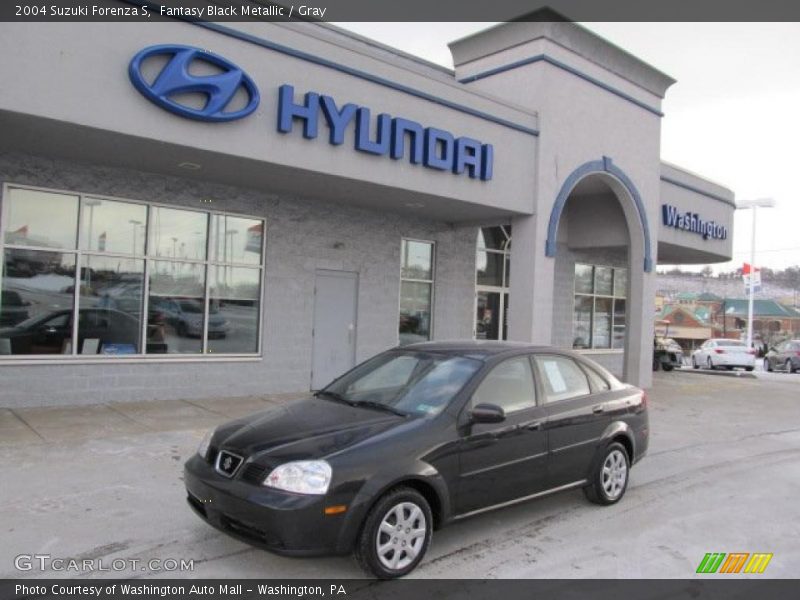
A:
[{"xmin": 1, "ymin": 371, "xmax": 798, "ymax": 579}]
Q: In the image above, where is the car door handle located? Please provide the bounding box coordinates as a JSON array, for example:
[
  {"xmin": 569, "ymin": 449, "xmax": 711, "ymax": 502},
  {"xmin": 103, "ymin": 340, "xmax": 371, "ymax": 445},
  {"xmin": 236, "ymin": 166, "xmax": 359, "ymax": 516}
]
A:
[
  {"xmin": 592, "ymin": 405, "xmax": 605, "ymax": 414},
  {"xmin": 518, "ymin": 420, "xmax": 542, "ymax": 431}
]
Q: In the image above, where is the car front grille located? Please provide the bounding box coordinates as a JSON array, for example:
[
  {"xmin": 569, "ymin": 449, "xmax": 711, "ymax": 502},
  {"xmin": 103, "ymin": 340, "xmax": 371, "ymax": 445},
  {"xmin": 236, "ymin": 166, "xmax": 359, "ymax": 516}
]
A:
[{"xmin": 241, "ymin": 463, "xmax": 268, "ymax": 484}]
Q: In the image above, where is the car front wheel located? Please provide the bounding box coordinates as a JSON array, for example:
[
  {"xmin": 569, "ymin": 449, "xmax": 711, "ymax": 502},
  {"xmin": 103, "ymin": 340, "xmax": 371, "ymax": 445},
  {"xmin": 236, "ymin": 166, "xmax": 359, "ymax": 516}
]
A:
[
  {"xmin": 706, "ymin": 356, "xmax": 714, "ymax": 370},
  {"xmin": 584, "ymin": 442, "xmax": 630, "ymax": 505},
  {"xmin": 354, "ymin": 487, "xmax": 432, "ymax": 579}
]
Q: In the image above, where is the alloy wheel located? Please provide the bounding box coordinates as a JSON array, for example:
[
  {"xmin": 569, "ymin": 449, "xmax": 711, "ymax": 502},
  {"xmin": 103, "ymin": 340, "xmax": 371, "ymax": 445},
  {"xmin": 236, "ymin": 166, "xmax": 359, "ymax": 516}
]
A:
[
  {"xmin": 601, "ymin": 449, "xmax": 628, "ymax": 500},
  {"xmin": 375, "ymin": 502, "xmax": 427, "ymax": 571}
]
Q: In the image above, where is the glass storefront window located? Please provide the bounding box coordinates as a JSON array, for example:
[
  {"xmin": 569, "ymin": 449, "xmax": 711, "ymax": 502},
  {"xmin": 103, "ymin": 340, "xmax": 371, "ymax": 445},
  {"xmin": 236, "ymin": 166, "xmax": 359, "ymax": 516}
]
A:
[
  {"xmin": 208, "ymin": 266, "xmax": 261, "ymax": 354},
  {"xmin": 594, "ymin": 266, "xmax": 613, "ymax": 296},
  {"xmin": 3, "ymin": 188, "xmax": 79, "ymax": 250},
  {"xmin": 1, "ymin": 185, "xmax": 265, "ymax": 360},
  {"xmin": 0, "ymin": 249, "xmax": 76, "ymax": 355},
  {"xmin": 613, "ymin": 299, "xmax": 627, "ymax": 350},
  {"xmin": 148, "ymin": 206, "xmax": 208, "ymax": 261},
  {"xmin": 574, "ymin": 264, "xmax": 594, "ymax": 294},
  {"xmin": 475, "ymin": 291, "xmax": 500, "ymax": 340},
  {"xmin": 572, "ymin": 295, "xmax": 593, "ymax": 349},
  {"xmin": 148, "ymin": 261, "xmax": 205, "ymax": 354},
  {"xmin": 399, "ymin": 281, "xmax": 432, "ymax": 345},
  {"xmin": 401, "ymin": 240, "xmax": 434, "ymax": 280},
  {"xmin": 476, "ymin": 250, "xmax": 504, "ymax": 287},
  {"xmin": 573, "ymin": 263, "xmax": 627, "ymax": 350},
  {"xmin": 399, "ymin": 239, "xmax": 434, "ymax": 346},
  {"xmin": 209, "ymin": 215, "xmax": 263, "ymax": 266},
  {"xmin": 80, "ymin": 198, "xmax": 147, "ymax": 255},
  {"xmin": 476, "ymin": 225, "xmax": 511, "ymax": 251},
  {"xmin": 593, "ymin": 297, "xmax": 613, "ymax": 349},
  {"xmin": 78, "ymin": 255, "xmax": 144, "ymax": 355},
  {"xmin": 475, "ymin": 225, "xmax": 511, "ymax": 341}
]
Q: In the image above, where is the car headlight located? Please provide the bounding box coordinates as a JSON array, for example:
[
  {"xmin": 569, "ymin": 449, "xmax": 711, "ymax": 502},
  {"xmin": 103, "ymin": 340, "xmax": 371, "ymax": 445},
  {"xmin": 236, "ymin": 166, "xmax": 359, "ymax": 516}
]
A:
[
  {"xmin": 264, "ymin": 460, "xmax": 332, "ymax": 495},
  {"xmin": 197, "ymin": 428, "xmax": 215, "ymax": 459}
]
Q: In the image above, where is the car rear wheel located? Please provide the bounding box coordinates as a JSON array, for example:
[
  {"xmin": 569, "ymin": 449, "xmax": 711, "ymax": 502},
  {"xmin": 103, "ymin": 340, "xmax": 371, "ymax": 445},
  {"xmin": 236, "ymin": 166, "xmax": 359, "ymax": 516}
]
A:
[
  {"xmin": 786, "ymin": 359, "xmax": 795, "ymax": 374},
  {"xmin": 584, "ymin": 442, "xmax": 630, "ymax": 506},
  {"xmin": 354, "ymin": 487, "xmax": 432, "ymax": 579}
]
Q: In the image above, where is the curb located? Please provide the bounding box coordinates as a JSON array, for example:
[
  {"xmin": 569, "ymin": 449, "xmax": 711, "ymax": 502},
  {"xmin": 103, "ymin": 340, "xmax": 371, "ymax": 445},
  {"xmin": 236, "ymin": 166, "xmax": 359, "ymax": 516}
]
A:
[{"xmin": 675, "ymin": 367, "xmax": 757, "ymax": 379}]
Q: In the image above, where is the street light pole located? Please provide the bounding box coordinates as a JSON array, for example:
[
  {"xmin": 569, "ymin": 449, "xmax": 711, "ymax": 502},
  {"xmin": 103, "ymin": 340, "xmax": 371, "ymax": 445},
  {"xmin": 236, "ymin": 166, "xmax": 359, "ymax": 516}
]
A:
[{"xmin": 737, "ymin": 198, "xmax": 775, "ymax": 351}]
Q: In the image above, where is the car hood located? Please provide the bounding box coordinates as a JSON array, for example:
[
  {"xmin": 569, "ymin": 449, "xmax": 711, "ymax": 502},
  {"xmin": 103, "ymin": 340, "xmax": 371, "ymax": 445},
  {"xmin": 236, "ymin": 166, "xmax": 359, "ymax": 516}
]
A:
[{"xmin": 214, "ymin": 397, "xmax": 407, "ymax": 462}]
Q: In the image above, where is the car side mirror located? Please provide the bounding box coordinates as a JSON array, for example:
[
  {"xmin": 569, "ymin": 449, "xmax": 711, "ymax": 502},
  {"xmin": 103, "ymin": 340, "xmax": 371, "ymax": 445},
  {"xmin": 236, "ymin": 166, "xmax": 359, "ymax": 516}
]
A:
[{"xmin": 470, "ymin": 403, "xmax": 506, "ymax": 424}]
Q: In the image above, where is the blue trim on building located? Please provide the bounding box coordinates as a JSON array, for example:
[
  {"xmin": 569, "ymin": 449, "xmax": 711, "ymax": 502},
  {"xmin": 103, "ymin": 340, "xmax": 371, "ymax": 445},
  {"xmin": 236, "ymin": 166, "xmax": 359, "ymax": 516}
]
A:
[
  {"xmin": 459, "ymin": 55, "xmax": 664, "ymax": 118},
  {"xmin": 545, "ymin": 157, "xmax": 654, "ymax": 272},
  {"xmin": 660, "ymin": 175, "xmax": 736, "ymax": 208},
  {"xmin": 120, "ymin": 1, "xmax": 539, "ymax": 137}
]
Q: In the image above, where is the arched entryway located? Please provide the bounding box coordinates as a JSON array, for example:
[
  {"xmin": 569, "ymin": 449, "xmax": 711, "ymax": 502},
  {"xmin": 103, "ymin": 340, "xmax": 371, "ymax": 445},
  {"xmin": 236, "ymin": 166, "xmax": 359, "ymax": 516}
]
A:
[{"xmin": 543, "ymin": 157, "xmax": 652, "ymax": 383}]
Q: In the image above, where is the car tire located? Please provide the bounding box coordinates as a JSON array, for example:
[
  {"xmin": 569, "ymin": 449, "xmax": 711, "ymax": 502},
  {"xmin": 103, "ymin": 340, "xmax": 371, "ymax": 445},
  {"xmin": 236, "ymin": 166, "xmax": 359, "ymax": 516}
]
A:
[
  {"xmin": 706, "ymin": 357, "xmax": 714, "ymax": 370},
  {"xmin": 692, "ymin": 357, "xmax": 699, "ymax": 369},
  {"xmin": 745, "ymin": 366, "xmax": 754, "ymax": 372},
  {"xmin": 786, "ymin": 359, "xmax": 795, "ymax": 374},
  {"xmin": 354, "ymin": 487, "xmax": 433, "ymax": 579},
  {"xmin": 662, "ymin": 363, "xmax": 674, "ymax": 372},
  {"xmin": 584, "ymin": 442, "xmax": 630, "ymax": 506},
  {"xmin": 765, "ymin": 359, "xmax": 773, "ymax": 372}
]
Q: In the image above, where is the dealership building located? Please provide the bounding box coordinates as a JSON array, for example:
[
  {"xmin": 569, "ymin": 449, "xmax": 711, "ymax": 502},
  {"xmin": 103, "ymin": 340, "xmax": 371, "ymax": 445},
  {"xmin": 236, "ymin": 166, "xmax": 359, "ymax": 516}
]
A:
[{"xmin": 0, "ymin": 13, "xmax": 735, "ymax": 407}]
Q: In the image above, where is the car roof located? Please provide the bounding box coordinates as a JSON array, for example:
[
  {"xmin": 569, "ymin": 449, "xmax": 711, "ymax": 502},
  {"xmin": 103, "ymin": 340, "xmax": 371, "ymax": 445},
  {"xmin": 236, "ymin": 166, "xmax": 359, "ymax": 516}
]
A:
[{"xmin": 400, "ymin": 340, "xmax": 556, "ymax": 359}]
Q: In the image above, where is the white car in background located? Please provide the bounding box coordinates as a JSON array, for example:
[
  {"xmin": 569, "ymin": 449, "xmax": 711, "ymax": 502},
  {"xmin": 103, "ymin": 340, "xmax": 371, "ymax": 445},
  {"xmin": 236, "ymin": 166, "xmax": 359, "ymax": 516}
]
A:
[{"xmin": 692, "ymin": 338, "xmax": 756, "ymax": 371}]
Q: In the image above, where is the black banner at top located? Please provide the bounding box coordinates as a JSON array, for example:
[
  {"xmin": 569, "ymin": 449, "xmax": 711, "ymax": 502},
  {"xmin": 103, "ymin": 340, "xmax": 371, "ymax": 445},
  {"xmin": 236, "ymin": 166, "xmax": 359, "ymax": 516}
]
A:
[{"xmin": 2, "ymin": 0, "xmax": 800, "ymax": 22}]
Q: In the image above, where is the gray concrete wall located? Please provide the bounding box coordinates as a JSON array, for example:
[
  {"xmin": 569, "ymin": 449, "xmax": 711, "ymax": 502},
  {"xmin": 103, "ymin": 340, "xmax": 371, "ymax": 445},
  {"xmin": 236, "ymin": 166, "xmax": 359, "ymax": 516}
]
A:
[{"xmin": 0, "ymin": 152, "xmax": 476, "ymax": 408}]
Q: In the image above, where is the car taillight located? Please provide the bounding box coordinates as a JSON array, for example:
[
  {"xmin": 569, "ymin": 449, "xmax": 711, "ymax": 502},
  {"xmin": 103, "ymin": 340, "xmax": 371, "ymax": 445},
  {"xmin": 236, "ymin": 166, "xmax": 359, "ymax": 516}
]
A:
[
  {"xmin": 796, "ymin": 352, "xmax": 800, "ymax": 357},
  {"xmin": 640, "ymin": 390, "xmax": 648, "ymax": 409},
  {"xmin": 714, "ymin": 349, "xmax": 725, "ymax": 354},
  {"xmin": 747, "ymin": 349, "xmax": 756, "ymax": 355}
]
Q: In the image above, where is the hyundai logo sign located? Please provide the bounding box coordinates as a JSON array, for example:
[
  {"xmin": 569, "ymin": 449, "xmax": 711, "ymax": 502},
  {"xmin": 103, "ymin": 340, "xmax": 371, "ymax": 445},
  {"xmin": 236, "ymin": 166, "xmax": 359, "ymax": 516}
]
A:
[
  {"xmin": 128, "ymin": 45, "xmax": 493, "ymax": 180},
  {"xmin": 128, "ymin": 44, "xmax": 260, "ymax": 122}
]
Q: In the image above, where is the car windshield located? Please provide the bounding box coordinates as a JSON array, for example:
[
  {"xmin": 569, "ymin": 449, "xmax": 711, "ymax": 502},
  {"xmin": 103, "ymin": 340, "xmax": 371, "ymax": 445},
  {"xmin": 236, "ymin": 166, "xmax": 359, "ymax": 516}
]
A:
[{"xmin": 321, "ymin": 350, "xmax": 482, "ymax": 417}]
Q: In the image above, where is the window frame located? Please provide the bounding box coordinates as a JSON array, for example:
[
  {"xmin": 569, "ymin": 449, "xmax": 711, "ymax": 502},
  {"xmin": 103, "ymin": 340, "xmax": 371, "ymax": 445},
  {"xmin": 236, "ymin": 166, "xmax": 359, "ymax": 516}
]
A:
[
  {"xmin": 0, "ymin": 182, "xmax": 267, "ymax": 364},
  {"xmin": 397, "ymin": 237, "xmax": 436, "ymax": 346},
  {"xmin": 474, "ymin": 225, "xmax": 511, "ymax": 341},
  {"xmin": 572, "ymin": 262, "xmax": 628, "ymax": 352}
]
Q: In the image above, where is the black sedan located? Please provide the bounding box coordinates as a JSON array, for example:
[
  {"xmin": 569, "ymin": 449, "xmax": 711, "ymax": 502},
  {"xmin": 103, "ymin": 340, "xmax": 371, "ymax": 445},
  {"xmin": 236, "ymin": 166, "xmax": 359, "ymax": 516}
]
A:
[{"xmin": 184, "ymin": 342, "xmax": 648, "ymax": 578}]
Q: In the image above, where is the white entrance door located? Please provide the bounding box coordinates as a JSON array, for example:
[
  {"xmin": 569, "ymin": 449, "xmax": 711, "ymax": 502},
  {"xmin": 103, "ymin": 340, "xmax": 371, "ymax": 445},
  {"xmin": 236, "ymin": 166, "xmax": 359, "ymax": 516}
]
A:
[{"xmin": 311, "ymin": 270, "xmax": 358, "ymax": 389}]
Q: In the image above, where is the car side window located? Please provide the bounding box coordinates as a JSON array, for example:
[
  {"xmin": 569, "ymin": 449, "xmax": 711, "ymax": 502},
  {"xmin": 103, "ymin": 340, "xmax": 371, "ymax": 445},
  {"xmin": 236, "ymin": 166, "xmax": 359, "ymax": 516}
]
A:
[
  {"xmin": 583, "ymin": 365, "xmax": 611, "ymax": 392},
  {"xmin": 470, "ymin": 356, "xmax": 536, "ymax": 414},
  {"xmin": 534, "ymin": 355, "xmax": 591, "ymax": 403}
]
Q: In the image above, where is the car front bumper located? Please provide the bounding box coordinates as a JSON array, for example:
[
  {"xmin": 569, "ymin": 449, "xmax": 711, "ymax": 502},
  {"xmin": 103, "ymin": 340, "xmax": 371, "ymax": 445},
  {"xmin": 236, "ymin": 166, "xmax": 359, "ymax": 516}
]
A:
[{"xmin": 183, "ymin": 455, "xmax": 350, "ymax": 557}]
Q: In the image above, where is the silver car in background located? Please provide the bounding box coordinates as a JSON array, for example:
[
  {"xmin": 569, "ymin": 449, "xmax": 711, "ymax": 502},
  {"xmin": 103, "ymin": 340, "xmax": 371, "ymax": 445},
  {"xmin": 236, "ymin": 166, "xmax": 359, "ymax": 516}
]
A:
[{"xmin": 691, "ymin": 338, "xmax": 755, "ymax": 371}]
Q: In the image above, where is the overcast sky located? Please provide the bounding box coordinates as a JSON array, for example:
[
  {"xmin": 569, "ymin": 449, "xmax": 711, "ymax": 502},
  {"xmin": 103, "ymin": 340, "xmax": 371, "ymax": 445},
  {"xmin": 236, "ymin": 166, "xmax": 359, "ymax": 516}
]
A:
[{"xmin": 335, "ymin": 22, "xmax": 800, "ymax": 273}]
